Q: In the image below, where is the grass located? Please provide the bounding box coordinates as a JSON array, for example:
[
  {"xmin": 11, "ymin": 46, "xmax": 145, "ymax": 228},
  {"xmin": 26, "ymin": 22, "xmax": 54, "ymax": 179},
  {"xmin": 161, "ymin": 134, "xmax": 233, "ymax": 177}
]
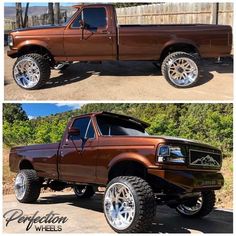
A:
[{"xmin": 3, "ymin": 147, "xmax": 233, "ymax": 209}]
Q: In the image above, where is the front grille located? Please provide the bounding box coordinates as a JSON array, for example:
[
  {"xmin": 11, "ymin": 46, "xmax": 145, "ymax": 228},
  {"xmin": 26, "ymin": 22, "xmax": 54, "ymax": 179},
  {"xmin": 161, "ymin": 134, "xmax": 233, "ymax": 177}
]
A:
[{"xmin": 188, "ymin": 148, "xmax": 222, "ymax": 169}]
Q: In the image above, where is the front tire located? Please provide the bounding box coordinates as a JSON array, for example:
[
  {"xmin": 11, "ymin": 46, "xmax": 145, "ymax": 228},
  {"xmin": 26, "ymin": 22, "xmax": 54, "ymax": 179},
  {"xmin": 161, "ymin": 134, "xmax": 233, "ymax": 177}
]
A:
[
  {"xmin": 73, "ymin": 185, "xmax": 95, "ymax": 199},
  {"xmin": 103, "ymin": 176, "xmax": 155, "ymax": 233},
  {"xmin": 13, "ymin": 53, "xmax": 50, "ymax": 90},
  {"xmin": 14, "ymin": 169, "xmax": 41, "ymax": 203},
  {"xmin": 176, "ymin": 191, "xmax": 216, "ymax": 218},
  {"xmin": 161, "ymin": 51, "xmax": 200, "ymax": 88}
]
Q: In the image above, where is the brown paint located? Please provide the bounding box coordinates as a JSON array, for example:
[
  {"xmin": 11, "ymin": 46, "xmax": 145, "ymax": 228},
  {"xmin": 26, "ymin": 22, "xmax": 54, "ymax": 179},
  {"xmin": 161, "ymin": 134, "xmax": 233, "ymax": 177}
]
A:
[
  {"xmin": 7, "ymin": 4, "xmax": 232, "ymax": 61},
  {"xmin": 9, "ymin": 112, "xmax": 224, "ymax": 192}
]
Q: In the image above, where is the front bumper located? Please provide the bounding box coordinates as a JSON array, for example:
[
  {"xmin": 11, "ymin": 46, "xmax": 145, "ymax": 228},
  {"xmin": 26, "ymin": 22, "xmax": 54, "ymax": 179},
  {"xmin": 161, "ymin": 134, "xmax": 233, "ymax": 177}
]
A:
[
  {"xmin": 7, "ymin": 48, "xmax": 19, "ymax": 58},
  {"xmin": 148, "ymin": 168, "xmax": 224, "ymax": 192}
]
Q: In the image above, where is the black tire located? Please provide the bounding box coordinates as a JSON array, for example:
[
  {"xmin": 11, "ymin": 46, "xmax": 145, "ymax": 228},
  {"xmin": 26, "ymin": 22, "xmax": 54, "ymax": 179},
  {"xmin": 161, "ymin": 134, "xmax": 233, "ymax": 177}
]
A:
[
  {"xmin": 13, "ymin": 53, "xmax": 50, "ymax": 90},
  {"xmin": 176, "ymin": 190, "xmax": 216, "ymax": 218},
  {"xmin": 103, "ymin": 176, "xmax": 156, "ymax": 233},
  {"xmin": 14, "ymin": 169, "xmax": 41, "ymax": 203},
  {"xmin": 161, "ymin": 51, "xmax": 200, "ymax": 88},
  {"xmin": 73, "ymin": 185, "xmax": 95, "ymax": 199}
]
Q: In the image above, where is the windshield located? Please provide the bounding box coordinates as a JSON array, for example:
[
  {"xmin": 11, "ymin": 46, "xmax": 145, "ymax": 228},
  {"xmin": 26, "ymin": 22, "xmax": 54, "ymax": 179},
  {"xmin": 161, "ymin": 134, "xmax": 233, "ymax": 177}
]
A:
[{"xmin": 96, "ymin": 115, "xmax": 149, "ymax": 136}]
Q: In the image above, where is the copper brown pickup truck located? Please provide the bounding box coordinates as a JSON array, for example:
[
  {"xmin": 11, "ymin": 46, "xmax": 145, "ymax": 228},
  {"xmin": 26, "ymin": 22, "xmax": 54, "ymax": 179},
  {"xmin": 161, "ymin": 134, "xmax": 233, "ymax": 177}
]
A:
[
  {"xmin": 7, "ymin": 4, "xmax": 232, "ymax": 90},
  {"xmin": 9, "ymin": 112, "xmax": 224, "ymax": 233}
]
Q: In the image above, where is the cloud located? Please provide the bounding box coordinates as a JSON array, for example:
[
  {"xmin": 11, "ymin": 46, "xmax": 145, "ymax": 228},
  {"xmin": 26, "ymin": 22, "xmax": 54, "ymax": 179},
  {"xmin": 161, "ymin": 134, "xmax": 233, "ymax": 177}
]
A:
[
  {"xmin": 28, "ymin": 115, "xmax": 36, "ymax": 120},
  {"xmin": 55, "ymin": 103, "xmax": 85, "ymax": 110}
]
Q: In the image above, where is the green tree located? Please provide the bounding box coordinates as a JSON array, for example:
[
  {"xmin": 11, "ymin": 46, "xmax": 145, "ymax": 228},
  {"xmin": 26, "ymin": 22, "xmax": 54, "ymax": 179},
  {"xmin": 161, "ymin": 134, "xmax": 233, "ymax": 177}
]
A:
[{"xmin": 3, "ymin": 103, "xmax": 28, "ymax": 124}]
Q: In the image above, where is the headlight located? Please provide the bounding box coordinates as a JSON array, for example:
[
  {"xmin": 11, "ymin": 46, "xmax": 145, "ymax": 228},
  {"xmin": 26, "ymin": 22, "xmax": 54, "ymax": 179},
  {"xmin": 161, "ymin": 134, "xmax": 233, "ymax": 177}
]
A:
[
  {"xmin": 8, "ymin": 35, "xmax": 13, "ymax": 47},
  {"xmin": 157, "ymin": 145, "xmax": 186, "ymax": 164}
]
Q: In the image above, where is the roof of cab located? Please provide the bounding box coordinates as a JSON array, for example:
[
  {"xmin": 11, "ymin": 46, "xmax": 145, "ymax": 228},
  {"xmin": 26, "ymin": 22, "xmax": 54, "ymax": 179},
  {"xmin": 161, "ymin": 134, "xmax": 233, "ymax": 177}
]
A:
[
  {"xmin": 73, "ymin": 4, "xmax": 114, "ymax": 9},
  {"xmin": 72, "ymin": 111, "xmax": 150, "ymax": 128}
]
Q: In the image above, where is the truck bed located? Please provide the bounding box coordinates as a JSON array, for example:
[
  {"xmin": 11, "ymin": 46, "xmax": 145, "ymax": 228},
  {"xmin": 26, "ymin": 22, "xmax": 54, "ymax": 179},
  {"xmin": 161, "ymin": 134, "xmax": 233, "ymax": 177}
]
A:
[
  {"xmin": 9, "ymin": 143, "xmax": 60, "ymax": 179},
  {"xmin": 118, "ymin": 24, "xmax": 232, "ymax": 60}
]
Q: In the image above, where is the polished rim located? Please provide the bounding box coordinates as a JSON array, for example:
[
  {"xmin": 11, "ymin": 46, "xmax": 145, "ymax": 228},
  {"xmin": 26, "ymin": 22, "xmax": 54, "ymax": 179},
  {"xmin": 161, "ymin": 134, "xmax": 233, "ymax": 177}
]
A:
[
  {"xmin": 14, "ymin": 173, "xmax": 26, "ymax": 200},
  {"xmin": 14, "ymin": 58, "xmax": 40, "ymax": 88},
  {"xmin": 74, "ymin": 185, "xmax": 87, "ymax": 196},
  {"xmin": 176, "ymin": 195, "xmax": 203, "ymax": 215},
  {"xmin": 54, "ymin": 62, "xmax": 69, "ymax": 70},
  {"xmin": 104, "ymin": 183, "xmax": 135, "ymax": 230},
  {"xmin": 168, "ymin": 57, "xmax": 198, "ymax": 87}
]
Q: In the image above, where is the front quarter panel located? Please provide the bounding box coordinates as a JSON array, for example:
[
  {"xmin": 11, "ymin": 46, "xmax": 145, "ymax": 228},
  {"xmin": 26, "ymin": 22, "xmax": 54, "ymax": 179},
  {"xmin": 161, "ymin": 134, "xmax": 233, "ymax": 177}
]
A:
[{"xmin": 96, "ymin": 136, "xmax": 158, "ymax": 184}]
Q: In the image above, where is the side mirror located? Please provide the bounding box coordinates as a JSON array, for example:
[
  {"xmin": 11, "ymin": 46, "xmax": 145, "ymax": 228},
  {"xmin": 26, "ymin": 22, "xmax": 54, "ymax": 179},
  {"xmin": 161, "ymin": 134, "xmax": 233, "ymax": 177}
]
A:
[{"xmin": 68, "ymin": 127, "xmax": 80, "ymax": 136}]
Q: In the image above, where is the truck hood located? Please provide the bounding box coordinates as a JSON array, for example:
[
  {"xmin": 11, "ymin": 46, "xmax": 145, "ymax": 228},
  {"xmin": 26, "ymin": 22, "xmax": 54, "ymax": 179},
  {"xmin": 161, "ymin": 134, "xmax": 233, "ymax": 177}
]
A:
[
  {"xmin": 150, "ymin": 135, "xmax": 220, "ymax": 150},
  {"xmin": 99, "ymin": 135, "xmax": 220, "ymax": 152},
  {"xmin": 11, "ymin": 25, "xmax": 65, "ymax": 36}
]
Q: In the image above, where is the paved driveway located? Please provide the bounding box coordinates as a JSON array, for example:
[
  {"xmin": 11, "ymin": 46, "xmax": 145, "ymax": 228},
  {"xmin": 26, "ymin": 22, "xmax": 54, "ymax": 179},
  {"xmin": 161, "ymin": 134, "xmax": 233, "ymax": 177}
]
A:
[{"xmin": 3, "ymin": 192, "xmax": 233, "ymax": 233}]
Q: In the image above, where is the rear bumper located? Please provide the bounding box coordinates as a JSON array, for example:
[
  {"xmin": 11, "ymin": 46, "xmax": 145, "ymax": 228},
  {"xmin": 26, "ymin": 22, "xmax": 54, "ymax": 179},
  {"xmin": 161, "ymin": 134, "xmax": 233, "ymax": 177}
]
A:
[{"xmin": 148, "ymin": 168, "xmax": 224, "ymax": 192}]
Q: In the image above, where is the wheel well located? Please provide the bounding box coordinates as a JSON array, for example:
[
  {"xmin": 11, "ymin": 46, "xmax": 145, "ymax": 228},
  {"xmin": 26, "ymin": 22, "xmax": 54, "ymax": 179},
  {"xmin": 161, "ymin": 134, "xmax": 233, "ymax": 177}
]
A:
[
  {"xmin": 18, "ymin": 45, "xmax": 54, "ymax": 64},
  {"xmin": 160, "ymin": 43, "xmax": 199, "ymax": 63},
  {"xmin": 108, "ymin": 161, "xmax": 147, "ymax": 182},
  {"xmin": 19, "ymin": 160, "xmax": 34, "ymax": 170}
]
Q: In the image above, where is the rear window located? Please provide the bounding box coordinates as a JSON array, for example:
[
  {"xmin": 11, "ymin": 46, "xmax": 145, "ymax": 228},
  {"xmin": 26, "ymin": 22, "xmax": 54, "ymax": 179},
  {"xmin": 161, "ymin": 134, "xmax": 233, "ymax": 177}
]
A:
[{"xmin": 96, "ymin": 115, "xmax": 148, "ymax": 136}]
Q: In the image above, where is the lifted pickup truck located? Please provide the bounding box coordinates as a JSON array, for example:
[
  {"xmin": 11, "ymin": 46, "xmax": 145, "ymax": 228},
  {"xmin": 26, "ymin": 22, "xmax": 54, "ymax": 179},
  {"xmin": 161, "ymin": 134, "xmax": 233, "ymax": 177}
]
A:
[
  {"xmin": 8, "ymin": 4, "xmax": 232, "ymax": 89},
  {"xmin": 10, "ymin": 112, "xmax": 224, "ymax": 233}
]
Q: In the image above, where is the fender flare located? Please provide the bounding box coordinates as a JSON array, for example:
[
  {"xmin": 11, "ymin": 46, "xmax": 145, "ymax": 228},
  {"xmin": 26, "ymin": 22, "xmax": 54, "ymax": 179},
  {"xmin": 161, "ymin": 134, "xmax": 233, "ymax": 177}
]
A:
[{"xmin": 108, "ymin": 152, "xmax": 152, "ymax": 172}]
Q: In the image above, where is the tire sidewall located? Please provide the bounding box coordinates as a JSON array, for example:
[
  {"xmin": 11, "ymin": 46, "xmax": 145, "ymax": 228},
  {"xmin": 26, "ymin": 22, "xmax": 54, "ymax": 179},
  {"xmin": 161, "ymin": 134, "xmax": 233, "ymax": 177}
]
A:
[
  {"xmin": 12, "ymin": 53, "xmax": 50, "ymax": 90},
  {"xmin": 162, "ymin": 52, "xmax": 200, "ymax": 88},
  {"xmin": 15, "ymin": 169, "xmax": 41, "ymax": 203},
  {"xmin": 103, "ymin": 177, "xmax": 143, "ymax": 233}
]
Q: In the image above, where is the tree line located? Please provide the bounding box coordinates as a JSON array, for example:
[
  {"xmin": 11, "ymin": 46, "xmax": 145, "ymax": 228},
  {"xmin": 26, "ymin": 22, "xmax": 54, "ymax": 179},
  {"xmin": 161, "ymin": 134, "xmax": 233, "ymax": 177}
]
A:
[{"xmin": 3, "ymin": 103, "xmax": 233, "ymax": 156}]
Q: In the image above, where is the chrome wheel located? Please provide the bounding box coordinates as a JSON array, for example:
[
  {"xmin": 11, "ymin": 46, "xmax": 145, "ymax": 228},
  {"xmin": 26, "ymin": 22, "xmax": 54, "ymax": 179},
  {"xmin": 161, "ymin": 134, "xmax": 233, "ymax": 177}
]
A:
[
  {"xmin": 14, "ymin": 173, "xmax": 26, "ymax": 200},
  {"xmin": 168, "ymin": 57, "xmax": 198, "ymax": 87},
  {"xmin": 74, "ymin": 185, "xmax": 87, "ymax": 197},
  {"xmin": 104, "ymin": 183, "xmax": 135, "ymax": 230},
  {"xmin": 176, "ymin": 195, "xmax": 203, "ymax": 216},
  {"xmin": 13, "ymin": 58, "xmax": 40, "ymax": 88}
]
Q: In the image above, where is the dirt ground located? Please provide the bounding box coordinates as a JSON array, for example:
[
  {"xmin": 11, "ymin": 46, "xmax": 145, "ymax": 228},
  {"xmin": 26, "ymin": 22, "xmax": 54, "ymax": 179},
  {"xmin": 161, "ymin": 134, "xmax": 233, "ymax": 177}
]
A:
[
  {"xmin": 4, "ymin": 48, "xmax": 233, "ymax": 101},
  {"xmin": 2, "ymin": 192, "xmax": 233, "ymax": 233}
]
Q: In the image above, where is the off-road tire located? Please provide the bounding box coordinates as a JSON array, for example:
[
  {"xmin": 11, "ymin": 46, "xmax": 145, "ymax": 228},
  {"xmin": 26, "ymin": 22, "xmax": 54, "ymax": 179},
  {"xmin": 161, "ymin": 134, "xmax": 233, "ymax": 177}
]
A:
[
  {"xmin": 176, "ymin": 190, "xmax": 216, "ymax": 218},
  {"xmin": 104, "ymin": 176, "xmax": 156, "ymax": 233},
  {"xmin": 13, "ymin": 53, "xmax": 50, "ymax": 90},
  {"xmin": 15, "ymin": 169, "xmax": 41, "ymax": 203},
  {"xmin": 161, "ymin": 51, "xmax": 200, "ymax": 88},
  {"xmin": 73, "ymin": 185, "xmax": 95, "ymax": 199}
]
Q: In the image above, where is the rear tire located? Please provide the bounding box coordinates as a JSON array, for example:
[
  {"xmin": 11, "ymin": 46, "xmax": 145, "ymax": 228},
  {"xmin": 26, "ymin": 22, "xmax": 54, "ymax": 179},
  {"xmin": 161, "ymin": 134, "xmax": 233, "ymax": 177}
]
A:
[
  {"xmin": 13, "ymin": 53, "xmax": 50, "ymax": 90},
  {"xmin": 73, "ymin": 185, "xmax": 95, "ymax": 199},
  {"xmin": 14, "ymin": 169, "xmax": 41, "ymax": 203},
  {"xmin": 176, "ymin": 191, "xmax": 216, "ymax": 218},
  {"xmin": 103, "ymin": 176, "xmax": 155, "ymax": 233},
  {"xmin": 161, "ymin": 51, "xmax": 200, "ymax": 88}
]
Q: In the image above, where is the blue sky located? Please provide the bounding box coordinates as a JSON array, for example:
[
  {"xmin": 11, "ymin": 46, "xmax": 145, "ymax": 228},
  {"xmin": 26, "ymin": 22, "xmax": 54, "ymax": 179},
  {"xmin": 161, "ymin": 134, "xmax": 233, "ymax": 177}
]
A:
[{"xmin": 22, "ymin": 103, "xmax": 83, "ymax": 119}]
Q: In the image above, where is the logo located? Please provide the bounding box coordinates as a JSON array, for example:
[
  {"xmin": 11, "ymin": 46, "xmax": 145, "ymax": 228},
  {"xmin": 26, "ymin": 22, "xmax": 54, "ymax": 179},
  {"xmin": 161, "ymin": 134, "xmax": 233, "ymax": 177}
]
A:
[
  {"xmin": 3, "ymin": 209, "xmax": 68, "ymax": 232},
  {"xmin": 191, "ymin": 154, "xmax": 220, "ymax": 167}
]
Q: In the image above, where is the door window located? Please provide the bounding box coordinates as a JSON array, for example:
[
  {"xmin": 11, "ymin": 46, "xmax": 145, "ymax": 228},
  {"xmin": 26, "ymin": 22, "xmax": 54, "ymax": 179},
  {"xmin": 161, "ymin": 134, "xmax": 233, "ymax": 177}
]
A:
[
  {"xmin": 70, "ymin": 117, "xmax": 95, "ymax": 140},
  {"xmin": 71, "ymin": 7, "xmax": 107, "ymax": 30},
  {"xmin": 70, "ymin": 117, "xmax": 90, "ymax": 140}
]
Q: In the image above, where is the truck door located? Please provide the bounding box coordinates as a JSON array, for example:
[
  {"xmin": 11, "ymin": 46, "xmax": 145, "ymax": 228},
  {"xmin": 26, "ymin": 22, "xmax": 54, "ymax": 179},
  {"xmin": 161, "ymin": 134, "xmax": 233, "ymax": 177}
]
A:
[
  {"xmin": 58, "ymin": 117, "xmax": 97, "ymax": 183},
  {"xmin": 64, "ymin": 6, "xmax": 115, "ymax": 60}
]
